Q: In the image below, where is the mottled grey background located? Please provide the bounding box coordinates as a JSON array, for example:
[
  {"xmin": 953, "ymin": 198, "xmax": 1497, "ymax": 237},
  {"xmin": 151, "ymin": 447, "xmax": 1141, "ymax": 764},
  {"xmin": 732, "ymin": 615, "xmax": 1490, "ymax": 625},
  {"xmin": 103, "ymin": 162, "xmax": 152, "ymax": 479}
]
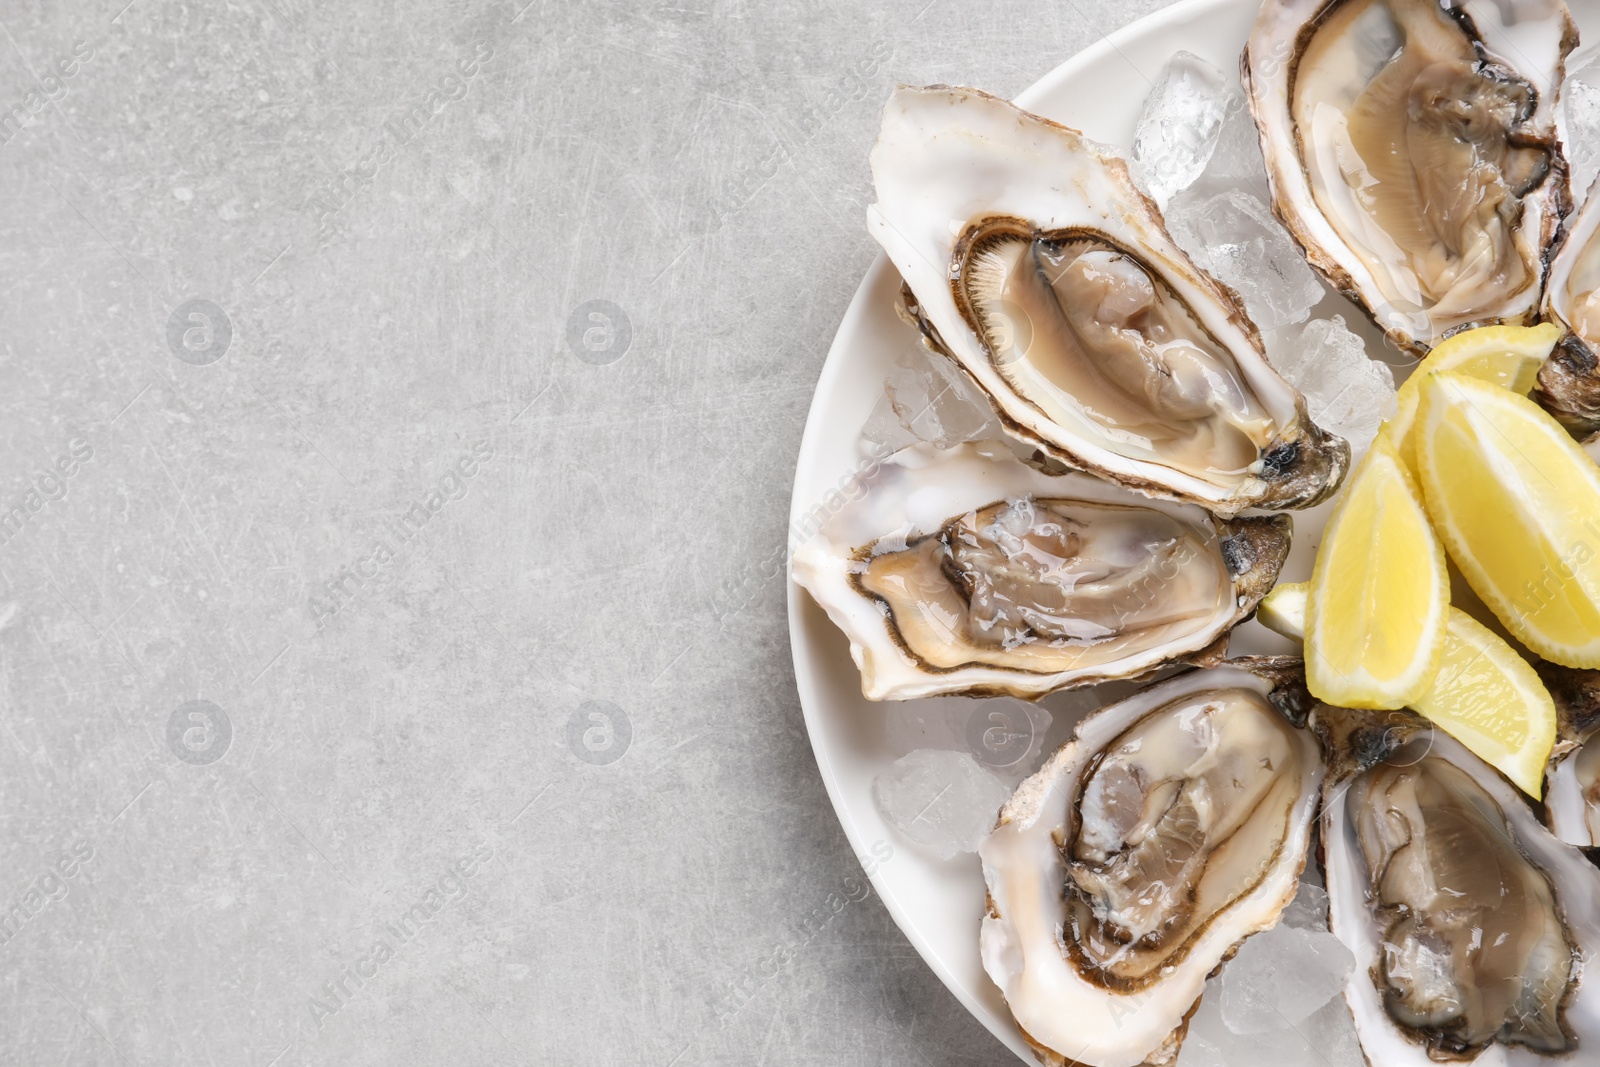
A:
[{"xmin": 0, "ymin": 0, "xmax": 1172, "ymax": 1063}]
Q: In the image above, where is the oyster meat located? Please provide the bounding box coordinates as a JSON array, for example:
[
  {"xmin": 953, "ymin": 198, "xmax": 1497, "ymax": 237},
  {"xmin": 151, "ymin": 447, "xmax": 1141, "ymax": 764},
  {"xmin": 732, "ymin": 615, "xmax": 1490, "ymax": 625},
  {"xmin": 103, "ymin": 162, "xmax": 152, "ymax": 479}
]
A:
[
  {"xmin": 1539, "ymin": 180, "xmax": 1600, "ymax": 432},
  {"xmin": 1318, "ymin": 708, "xmax": 1600, "ymax": 1063},
  {"xmin": 789, "ymin": 443, "xmax": 1290, "ymax": 701},
  {"xmin": 1244, "ymin": 0, "xmax": 1574, "ymax": 353},
  {"xmin": 869, "ymin": 86, "xmax": 1348, "ymax": 516},
  {"xmin": 979, "ymin": 660, "xmax": 1324, "ymax": 1067}
]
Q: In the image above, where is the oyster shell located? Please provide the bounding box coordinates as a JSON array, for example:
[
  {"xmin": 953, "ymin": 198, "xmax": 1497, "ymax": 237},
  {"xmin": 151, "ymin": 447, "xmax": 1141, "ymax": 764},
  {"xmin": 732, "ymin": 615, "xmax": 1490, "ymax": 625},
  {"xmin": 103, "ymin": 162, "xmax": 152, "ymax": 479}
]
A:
[
  {"xmin": 868, "ymin": 85, "xmax": 1348, "ymax": 517},
  {"xmin": 1317, "ymin": 706, "xmax": 1600, "ymax": 1062},
  {"xmin": 1539, "ymin": 177, "xmax": 1600, "ymax": 432},
  {"xmin": 1537, "ymin": 660, "xmax": 1600, "ymax": 847},
  {"xmin": 979, "ymin": 659, "xmax": 1323, "ymax": 1067},
  {"xmin": 1244, "ymin": 0, "xmax": 1575, "ymax": 354},
  {"xmin": 789, "ymin": 442, "xmax": 1290, "ymax": 701}
]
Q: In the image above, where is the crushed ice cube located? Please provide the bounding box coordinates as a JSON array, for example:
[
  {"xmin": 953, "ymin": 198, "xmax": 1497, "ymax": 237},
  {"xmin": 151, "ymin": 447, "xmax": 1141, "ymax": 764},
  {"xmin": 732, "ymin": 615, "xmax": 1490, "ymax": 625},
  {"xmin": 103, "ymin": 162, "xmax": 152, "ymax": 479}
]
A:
[
  {"xmin": 1265, "ymin": 315, "xmax": 1397, "ymax": 454},
  {"xmin": 1298, "ymin": 993, "xmax": 1367, "ymax": 1067},
  {"xmin": 1180, "ymin": 880, "xmax": 1360, "ymax": 1065},
  {"xmin": 1144, "ymin": 66, "xmax": 1327, "ymax": 328},
  {"xmin": 1182, "ymin": 976, "xmax": 1364, "ymax": 1067},
  {"xmin": 1166, "ymin": 188, "xmax": 1324, "ymax": 329},
  {"xmin": 1218, "ymin": 882, "xmax": 1355, "ymax": 1033},
  {"xmin": 861, "ymin": 342, "xmax": 1002, "ymax": 454},
  {"xmin": 1131, "ymin": 52, "xmax": 1239, "ymax": 208},
  {"xmin": 1174, "ymin": 1030, "xmax": 1227, "ymax": 1067},
  {"xmin": 1566, "ymin": 61, "xmax": 1600, "ymax": 207},
  {"xmin": 885, "ymin": 696, "xmax": 1051, "ymax": 787},
  {"xmin": 860, "ymin": 391, "xmax": 917, "ymax": 455},
  {"xmin": 1280, "ymin": 880, "xmax": 1330, "ymax": 932},
  {"xmin": 1182, "ymin": 983, "xmax": 1292, "ymax": 1067},
  {"xmin": 1192, "ymin": 98, "xmax": 1272, "ymax": 201},
  {"xmin": 872, "ymin": 749, "xmax": 1011, "ymax": 860},
  {"xmin": 964, "ymin": 699, "xmax": 1051, "ymax": 783},
  {"xmin": 885, "ymin": 698, "xmax": 970, "ymax": 755}
]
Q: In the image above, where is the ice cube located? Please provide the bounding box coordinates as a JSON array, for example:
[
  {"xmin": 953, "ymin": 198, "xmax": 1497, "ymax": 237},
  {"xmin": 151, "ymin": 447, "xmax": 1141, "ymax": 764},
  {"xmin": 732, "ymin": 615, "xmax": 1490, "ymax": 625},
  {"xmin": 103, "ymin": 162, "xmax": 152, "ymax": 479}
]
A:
[
  {"xmin": 1565, "ymin": 61, "xmax": 1600, "ymax": 206},
  {"xmin": 860, "ymin": 391, "xmax": 917, "ymax": 455},
  {"xmin": 1265, "ymin": 315, "xmax": 1397, "ymax": 454},
  {"xmin": 886, "ymin": 697, "xmax": 1053, "ymax": 787},
  {"xmin": 1183, "ymin": 981, "xmax": 1299, "ymax": 1067},
  {"xmin": 1166, "ymin": 187, "xmax": 1325, "ymax": 329},
  {"xmin": 862, "ymin": 341, "xmax": 1002, "ymax": 454},
  {"xmin": 1182, "ymin": 973, "xmax": 1364, "ymax": 1067},
  {"xmin": 1218, "ymin": 920, "xmax": 1355, "ymax": 1033},
  {"xmin": 884, "ymin": 698, "xmax": 971, "ymax": 755},
  {"xmin": 1280, "ymin": 880, "xmax": 1331, "ymax": 932},
  {"xmin": 1131, "ymin": 52, "xmax": 1240, "ymax": 208},
  {"xmin": 872, "ymin": 749, "xmax": 1011, "ymax": 860},
  {"xmin": 964, "ymin": 699, "xmax": 1052, "ymax": 782},
  {"xmin": 1173, "ymin": 1031, "xmax": 1228, "ymax": 1067},
  {"xmin": 1297, "ymin": 994, "xmax": 1367, "ymax": 1067},
  {"xmin": 1192, "ymin": 100, "xmax": 1272, "ymax": 201}
]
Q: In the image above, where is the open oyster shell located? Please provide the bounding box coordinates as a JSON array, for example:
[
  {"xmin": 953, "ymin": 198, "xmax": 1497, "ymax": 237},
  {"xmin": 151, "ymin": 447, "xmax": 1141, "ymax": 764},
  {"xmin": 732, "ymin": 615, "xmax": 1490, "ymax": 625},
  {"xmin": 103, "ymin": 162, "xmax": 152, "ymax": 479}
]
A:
[
  {"xmin": 1244, "ymin": 0, "xmax": 1575, "ymax": 354},
  {"xmin": 1539, "ymin": 177, "xmax": 1600, "ymax": 432},
  {"xmin": 1537, "ymin": 661, "xmax": 1600, "ymax": 847},
  {"xmin": 789, "ymin": 442, "xmax": 1290, "ymax": 701},
  {"xmin": 1316, "ymin": 706, "xmax": 1600, "ymax": 1063},
  {"xmin": 979, "ymin": 659, "xmax": 1323, "ymax": 1067},
  {"xmin": 868, "ymin": 85, "xmax": 1348, "ymax": 517}
]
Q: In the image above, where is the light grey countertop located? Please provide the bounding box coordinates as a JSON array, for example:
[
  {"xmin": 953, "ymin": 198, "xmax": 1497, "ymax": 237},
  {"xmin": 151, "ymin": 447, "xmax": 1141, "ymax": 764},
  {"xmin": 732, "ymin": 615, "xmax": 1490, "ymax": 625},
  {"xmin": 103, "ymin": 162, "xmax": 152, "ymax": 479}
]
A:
[{"xmin": 1, "ymin": 0, "xmax": 1173, "ymax": 1062}]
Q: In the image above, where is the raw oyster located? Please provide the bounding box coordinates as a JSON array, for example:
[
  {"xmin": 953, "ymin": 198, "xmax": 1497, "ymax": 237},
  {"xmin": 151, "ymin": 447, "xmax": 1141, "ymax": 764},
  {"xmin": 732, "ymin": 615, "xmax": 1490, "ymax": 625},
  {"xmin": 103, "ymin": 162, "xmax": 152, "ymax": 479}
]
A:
[
  {"xmin": 1539, "ymin": 177, "xmax": 1600, "ymax": 432},
  {"xmin": 869, "ymin": 85, "xmax": 1348, "ymax": 517},
  {"xmin": 1244, "ymin": 0, "xmax": 1575, "ymax": 354},
  {"xmin": 979, "ymin": 659, "xmax": 1323, "ymax": 1067},
  {"xmin": 789, "ymin": 443, "xmax": 1289, "ymax": 701},
  {"xmin": 1538, "ymin": 661, "xmax": 1600, "ymax": 847},
  {"xmin": 1317, "ymin": 706, "xmax": 1600, "ymax": 1063}
]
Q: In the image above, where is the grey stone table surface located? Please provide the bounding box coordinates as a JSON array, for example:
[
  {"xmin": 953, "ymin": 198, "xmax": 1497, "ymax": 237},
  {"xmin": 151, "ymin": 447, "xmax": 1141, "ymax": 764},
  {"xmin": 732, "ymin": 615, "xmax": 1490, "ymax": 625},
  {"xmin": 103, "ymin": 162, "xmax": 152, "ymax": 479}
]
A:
[{"xmin": 0, "ymin": 0, "xmax": 1173, "ymax": 1062}]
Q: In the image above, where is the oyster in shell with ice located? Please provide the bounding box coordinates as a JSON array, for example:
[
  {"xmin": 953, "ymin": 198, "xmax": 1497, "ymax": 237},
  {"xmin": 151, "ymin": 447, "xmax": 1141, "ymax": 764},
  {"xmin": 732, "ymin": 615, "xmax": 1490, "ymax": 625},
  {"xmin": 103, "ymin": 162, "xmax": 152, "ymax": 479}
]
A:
[
  {"xmin": 869, "ymin": 85, "xmax": 1348, "ymax": 517},
  {"xmin": 1317, "ymin": 706, "xmax": 1600, "ymax": 1063},
  {"xmin": 979, "ymin": 659, "xmax": 1324, "ymax": 1067},
  {"xmin": 788, "ymin": 443, "xmax": 1289, "ymax": 701},
  {"xmin": 1244, "ymin": 0, "xmax": 1575, "ymax": 354}
]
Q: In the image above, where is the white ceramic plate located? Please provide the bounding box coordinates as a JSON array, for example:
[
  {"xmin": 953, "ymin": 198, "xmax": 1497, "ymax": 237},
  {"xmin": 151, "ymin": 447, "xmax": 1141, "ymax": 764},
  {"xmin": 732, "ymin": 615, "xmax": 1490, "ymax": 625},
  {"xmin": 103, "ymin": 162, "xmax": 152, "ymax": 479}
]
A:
[{"xmin": 786, "ymin": 0, "xmax": 1599, "ymax": 1061}]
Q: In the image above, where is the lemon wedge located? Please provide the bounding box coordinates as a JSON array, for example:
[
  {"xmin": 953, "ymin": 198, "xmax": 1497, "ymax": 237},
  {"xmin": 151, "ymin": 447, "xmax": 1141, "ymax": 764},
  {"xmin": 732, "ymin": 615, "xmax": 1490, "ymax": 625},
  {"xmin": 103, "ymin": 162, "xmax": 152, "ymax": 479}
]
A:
[
  {"xmin": 1305, "ymin": 432, "xmax": 1448, "ymax": 709},
  {"xmin": 1387, "ymin": 322, "xmax": 1561, "ymax": 476},
  {"xmin": 1416, "ymin": 371, "xmax": 1600, "ymax": 668},
  {"xmin": 1256, "ymin": 581, "xmax": 1308, "ymax": 641},
  {"xmin": 1416, "ymin": 611, "xmax": 1557, "ymax": 798},
  {"xmin": 1252, "ymin": 581, "xmax": 1555, "ymax": 797}
]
